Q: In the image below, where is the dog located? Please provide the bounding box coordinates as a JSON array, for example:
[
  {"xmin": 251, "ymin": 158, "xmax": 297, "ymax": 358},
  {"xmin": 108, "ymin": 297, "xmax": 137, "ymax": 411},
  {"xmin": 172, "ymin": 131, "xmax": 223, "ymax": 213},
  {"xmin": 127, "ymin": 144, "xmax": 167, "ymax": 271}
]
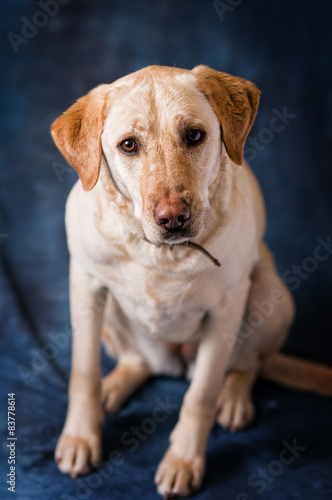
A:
[{"xmin": 51, "ymin": 65, "xmax": 332, "ymax": 498}]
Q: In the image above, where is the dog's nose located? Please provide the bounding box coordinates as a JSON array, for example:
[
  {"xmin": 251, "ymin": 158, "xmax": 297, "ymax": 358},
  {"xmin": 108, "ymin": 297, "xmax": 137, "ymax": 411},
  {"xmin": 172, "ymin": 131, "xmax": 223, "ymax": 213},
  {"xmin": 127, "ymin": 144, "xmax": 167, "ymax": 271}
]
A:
[{"xmin": 154, "ymin": 197, "xmax": 191, "ymax": 230}]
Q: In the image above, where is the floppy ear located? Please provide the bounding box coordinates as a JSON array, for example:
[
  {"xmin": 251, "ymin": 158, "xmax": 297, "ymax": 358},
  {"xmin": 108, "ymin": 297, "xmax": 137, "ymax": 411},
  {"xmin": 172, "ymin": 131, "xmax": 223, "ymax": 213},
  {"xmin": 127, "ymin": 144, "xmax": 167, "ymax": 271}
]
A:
[
  {"xmin": 192, "ymin": 65, "xmax": 260, "ymax": 165},
  {"xmin": 51, "ymin": 85, "xmax": 110, "ymax": 191}
]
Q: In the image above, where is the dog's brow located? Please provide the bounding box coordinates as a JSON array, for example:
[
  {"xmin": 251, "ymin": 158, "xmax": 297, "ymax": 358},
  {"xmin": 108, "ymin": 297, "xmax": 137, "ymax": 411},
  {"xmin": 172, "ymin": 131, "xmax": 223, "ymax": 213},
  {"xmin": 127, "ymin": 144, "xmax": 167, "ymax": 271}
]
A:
[
  {"xmin": 116, "ymin": 120, "xmax": 147, "ymax": 140},
  {"xmin": 130, "ymin": 117, "xmax": 149, "ymax": 131},
  {"xmin": 173, "ymin": 113, "xmax": 205, "ymax": 128}
]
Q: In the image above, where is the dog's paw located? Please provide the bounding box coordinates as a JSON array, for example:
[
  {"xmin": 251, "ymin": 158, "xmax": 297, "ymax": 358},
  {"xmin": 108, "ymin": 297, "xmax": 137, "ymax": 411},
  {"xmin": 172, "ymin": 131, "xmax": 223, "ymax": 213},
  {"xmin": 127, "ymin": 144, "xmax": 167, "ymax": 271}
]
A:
[
  {"xmin": 155, "ymin": 448, "xmax": 205, "ymax": 498},
  {"xmin": 217, "ymin": 391, "xmax": 254, "ymax": 432},
  {"xmin": 55, "ymin": 432, "xmax": 101, "ymax": 477}
]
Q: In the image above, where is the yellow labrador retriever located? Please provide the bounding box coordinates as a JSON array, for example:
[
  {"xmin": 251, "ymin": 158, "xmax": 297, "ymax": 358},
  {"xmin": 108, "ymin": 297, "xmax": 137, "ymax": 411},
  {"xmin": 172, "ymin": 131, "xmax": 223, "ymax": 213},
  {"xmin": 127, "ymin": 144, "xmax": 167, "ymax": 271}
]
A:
[{"xmin": 51, "ymin": 65, "xmax": 332, "ymax": 498}]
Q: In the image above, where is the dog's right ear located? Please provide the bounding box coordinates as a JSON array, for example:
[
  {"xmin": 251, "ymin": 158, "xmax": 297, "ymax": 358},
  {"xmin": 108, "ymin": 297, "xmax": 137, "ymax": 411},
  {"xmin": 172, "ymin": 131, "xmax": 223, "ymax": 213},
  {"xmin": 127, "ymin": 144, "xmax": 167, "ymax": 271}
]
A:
[{"xmin": 51, "ymin": 85, "xmax": 110, "ymax": 191}]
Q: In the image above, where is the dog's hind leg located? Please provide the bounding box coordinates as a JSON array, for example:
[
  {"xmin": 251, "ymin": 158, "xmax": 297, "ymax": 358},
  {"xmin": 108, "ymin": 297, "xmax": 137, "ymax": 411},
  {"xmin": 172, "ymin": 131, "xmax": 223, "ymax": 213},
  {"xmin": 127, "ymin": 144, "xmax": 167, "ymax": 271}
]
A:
[
  {"xmin": 101, "ymin": 294, "xmax": 152, "ymax": 414},
  {"xmin": 102, "ymin": 360, "xmax": 151, "ymax": 414},
  {"xmin": 217, "ymin": 370, "xmax": 257, "ymax": 431}
]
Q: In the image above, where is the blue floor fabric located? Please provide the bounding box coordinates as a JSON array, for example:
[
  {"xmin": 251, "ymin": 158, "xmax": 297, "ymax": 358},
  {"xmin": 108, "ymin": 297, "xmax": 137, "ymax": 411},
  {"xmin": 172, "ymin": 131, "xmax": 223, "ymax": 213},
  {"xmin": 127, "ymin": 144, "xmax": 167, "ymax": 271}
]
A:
[{"xmin": 1, "ymin": 1, "xmax": 332, "ymax": 499}]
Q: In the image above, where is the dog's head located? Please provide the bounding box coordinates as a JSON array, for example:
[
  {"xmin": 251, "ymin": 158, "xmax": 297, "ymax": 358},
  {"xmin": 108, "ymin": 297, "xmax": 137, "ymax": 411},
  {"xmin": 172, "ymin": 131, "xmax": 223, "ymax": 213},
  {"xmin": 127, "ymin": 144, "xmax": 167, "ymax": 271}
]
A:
[{"xmin": 51, "ymin": 65, "xmax": 260, "ymax": 245}]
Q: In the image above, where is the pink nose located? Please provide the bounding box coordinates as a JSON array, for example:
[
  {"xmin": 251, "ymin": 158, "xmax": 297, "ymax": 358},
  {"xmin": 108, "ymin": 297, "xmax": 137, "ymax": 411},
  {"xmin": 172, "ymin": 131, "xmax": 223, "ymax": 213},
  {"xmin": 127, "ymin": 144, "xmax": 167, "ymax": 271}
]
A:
[{"xmin": 154, "ymin": 197, "xmax": 191, "ymax": 230}]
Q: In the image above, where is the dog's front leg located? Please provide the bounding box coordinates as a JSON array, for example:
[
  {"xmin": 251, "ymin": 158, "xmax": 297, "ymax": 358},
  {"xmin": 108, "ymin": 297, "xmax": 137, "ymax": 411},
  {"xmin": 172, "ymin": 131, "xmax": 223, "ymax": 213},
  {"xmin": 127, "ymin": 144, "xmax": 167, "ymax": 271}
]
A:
[
  {"xmin": 155, "ymin": 277, "xmax": 250, "ymax": 498},
  {"xmin": 55, "ymin": 259, "xmax": 106, "ymax": 477}
]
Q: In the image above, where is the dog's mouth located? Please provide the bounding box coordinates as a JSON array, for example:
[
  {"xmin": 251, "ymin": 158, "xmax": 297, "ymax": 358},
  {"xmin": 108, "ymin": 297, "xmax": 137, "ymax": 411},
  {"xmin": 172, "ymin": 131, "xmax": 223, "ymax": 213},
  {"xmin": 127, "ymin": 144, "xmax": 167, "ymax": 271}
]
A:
[
  {"xmin": 141, "ymin": 215, "xmax": 202, "ymax": 246},
  {"xmin": 143, "ymin": 225, "xmax": 221, "ymax": 267},
  {"xmin": 143, "ymin": 235, "xmax": 221, "ymax": 267},
  {"xmin": 159, "ymin": 227, "xmax": 196, "ymax": 244}
]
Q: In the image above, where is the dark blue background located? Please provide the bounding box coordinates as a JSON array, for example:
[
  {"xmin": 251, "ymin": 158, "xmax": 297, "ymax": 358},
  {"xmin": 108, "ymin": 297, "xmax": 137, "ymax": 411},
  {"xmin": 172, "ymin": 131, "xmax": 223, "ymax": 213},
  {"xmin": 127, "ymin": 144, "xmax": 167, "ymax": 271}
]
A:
[{"xmin": 1, "ymin": 1, "xmax": 332, "ymax": 499}]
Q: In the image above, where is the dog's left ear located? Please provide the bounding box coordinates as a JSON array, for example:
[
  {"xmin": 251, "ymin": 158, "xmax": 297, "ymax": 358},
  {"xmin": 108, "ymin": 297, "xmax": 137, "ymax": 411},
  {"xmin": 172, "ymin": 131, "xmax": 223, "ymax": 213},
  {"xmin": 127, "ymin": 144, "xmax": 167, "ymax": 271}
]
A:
[
  {"xmin": 51, "ymin": 85, "xmax": 110, "ymax": 191},
  {"xmin": 192, "ymin": 65, "xmax": 260, "ymax": 165}
]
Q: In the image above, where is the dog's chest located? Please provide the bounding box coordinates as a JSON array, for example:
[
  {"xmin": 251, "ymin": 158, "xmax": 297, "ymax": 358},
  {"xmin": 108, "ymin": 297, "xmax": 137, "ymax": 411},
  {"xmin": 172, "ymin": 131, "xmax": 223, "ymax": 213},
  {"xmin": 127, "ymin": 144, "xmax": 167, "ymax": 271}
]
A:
[{"xmin": 100, "ymin": 257, "xmax": 216, "ymax": 341}]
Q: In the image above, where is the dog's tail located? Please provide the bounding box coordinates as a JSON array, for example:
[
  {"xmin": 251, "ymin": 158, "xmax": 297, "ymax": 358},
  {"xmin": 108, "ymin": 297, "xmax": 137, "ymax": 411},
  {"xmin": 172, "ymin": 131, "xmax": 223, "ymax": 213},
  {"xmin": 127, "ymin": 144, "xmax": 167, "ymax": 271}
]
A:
[{"xmin": 259, "ymin": 353, "xmax": 332, "ymax": 396}]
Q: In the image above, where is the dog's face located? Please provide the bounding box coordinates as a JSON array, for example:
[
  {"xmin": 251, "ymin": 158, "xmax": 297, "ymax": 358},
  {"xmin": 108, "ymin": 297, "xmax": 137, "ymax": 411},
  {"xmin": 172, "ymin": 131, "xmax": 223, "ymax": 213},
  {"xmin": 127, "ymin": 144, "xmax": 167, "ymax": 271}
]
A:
[
  {"xmin": 101, "ymin": 69, "xmax": 222, "ymax": 244},
  {"xmin": 51, "ymin": 66, "xmax": 260, "ymax": 245}
]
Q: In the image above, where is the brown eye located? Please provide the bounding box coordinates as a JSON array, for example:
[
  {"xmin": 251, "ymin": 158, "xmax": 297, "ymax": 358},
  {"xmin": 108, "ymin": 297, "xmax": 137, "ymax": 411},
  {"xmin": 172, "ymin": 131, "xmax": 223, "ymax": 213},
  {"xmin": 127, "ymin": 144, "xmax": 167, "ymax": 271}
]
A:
[
  {"xmin": 186, "ymin": 129, "xmax": 204, "ymax": 144},
  {"xmin": 119, "ymin": 139, "xmax": 138, "ymax": 154}
]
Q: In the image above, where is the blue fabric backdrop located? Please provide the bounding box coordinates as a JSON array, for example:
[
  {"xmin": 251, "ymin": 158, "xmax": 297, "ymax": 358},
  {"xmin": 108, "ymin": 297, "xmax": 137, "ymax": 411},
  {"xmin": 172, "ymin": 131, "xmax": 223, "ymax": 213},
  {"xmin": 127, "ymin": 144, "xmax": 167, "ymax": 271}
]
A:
[{"xmin": 1, "ymin": 1, "xmax": 332, "ymax": 499}]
